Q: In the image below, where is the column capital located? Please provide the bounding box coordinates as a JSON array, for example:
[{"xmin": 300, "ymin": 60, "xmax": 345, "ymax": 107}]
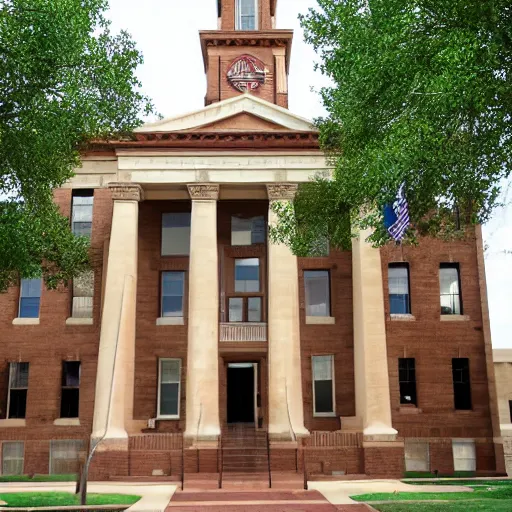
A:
[
  {"xmin": 187, "ymin": 184, "xmax": 220, "ymax": 200},
  {"xmin": 266, "ymin": 183, "xmax": 298, "ymax": 201},
  {"xmin": 109, "ymin": 183, "xmax": 144, "ymax": 202}
]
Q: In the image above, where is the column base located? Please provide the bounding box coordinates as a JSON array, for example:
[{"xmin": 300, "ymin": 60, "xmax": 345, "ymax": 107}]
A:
[{"xmin": 363, "ymin": 440, "xmax": 405, "ymax": 478}]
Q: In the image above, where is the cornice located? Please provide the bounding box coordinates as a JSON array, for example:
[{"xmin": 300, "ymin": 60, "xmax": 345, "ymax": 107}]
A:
[
  {"xmin": 187, "ymin": 184, "xmax": 220, "ymax": 200},
  {"xmin": 267, "ymin": 183, "xmax": 298, "ymax": 201},
  {"xmin": 89, "ymin": 131, "xmax": 320, "ymax": 151},
  {"xmin": 109, "ymin": 183, "xmax": 144, "ymax": 202}
]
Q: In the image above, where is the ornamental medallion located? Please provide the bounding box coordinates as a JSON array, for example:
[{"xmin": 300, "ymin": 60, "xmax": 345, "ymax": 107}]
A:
[{"xmin": 227, "ymin": 54, "xmax": 266, "ymax": 92}]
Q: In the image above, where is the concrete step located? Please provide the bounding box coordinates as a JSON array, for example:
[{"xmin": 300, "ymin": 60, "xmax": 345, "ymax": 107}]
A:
[{"xmin": 183, "ymin": 472, "xmax": 220, "ymax": 491}]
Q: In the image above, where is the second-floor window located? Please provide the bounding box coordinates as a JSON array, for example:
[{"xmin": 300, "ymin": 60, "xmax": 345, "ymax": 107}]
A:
[
  {"xmin": 228, "ymin": 296, "xmax": 262, "ymax": 322},
  {"xmin": 72, "ymin": 190, "xmax": 94, "ymax": 237},
  {"xmin": 440, "ymin": 263, "xmax": 462, "ymax": 315},
  {"xmin": 161, "ymin": 272, "xmax": 185, "ymax": 318},
  {"xmin": 19, "ymin": 278, "xmax": 42, "ymax": 318},
  {"xmin": 60, "ymin": 362, "xmax": 80, "ymax": 418},
  {"xmin": 235, "ymin": 259, "xmax": 260, "ymax": 292},
  {"xmin": 236, "ymin": 0, "xmax": 257, "ymax": 30},
  {"xmin": 7, "ymin": 363, "xmax": 29, "ymax": 419},
  {"xmin": 231, "ymin": 216, "xmax": 265, "ymax": 246},
  {"xmin": 389, "ymin": 263, "xmax": 411, "ymax": 314},
  {"xmin": 399, "ymin": 358, "xmax": 417, "ymax": 406},
  {"xmin": 304, "ymin": 270, "xmax": 330, "ymax": 317},
  {"xmin": 162, "ymin": 213, "xmax": 191, "ymax": 256}
]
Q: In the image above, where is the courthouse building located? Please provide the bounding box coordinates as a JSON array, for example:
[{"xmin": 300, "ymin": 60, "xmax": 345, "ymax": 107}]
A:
[{"xmin": 0, "ymin": 0, "xmax": 506, "ymax": 480}]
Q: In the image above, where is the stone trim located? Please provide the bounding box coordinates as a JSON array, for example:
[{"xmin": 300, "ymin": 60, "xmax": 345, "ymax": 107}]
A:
[
  {"xmin": 0, "ymin": 419, "xmax": 26, "ymax": 427},
  {"xmin": 440, "ymin": 314, "xmax": 470, "ymax": 322},
  {"xmin": 53, "ymin": 418, "xmax": 81, "ymax": 426},
  {"xmin": 109, "ymin": 183, "xmax": 144, "ymax": 202},
  {"xmin": 267, "ymin": 183, "xmax": 298, "ymax": 200},
  {"xmin": 306, "ymin": 316, "xmax": 336, "ymax": 325},
  {"xmin": 156, "ymin": 317, "xmax": 185, "ymax": 326},
  {"xmin": 12, "ymin": 318, "xmax": 39, "ymax": 326},
  {"xmin": 66, "ymin": 317, "xmax": 93, "ymax": 326},
  {"xmin": 187, "ymin": 184, "xmax": 220, "ymax": 200}
]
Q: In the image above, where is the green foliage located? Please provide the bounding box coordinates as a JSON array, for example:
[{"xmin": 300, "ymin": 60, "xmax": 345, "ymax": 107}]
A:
[
  {"xmin": 375, "ymin": 502, "xmax": 512, "ymax": 512},
  {"xmin": 0, "ymin": 492, "xmax": 140, "ymax": 507},
  {"xmin": 273, "ymin": 0, "xmax": 512, "ymax": 250},
  {"xmin": 0, "ymin": 474, "xmax": 77, "ymax": 482},
  {"xmin": 0, "ymin": 0, "xmax": 154, "ymax": 290}
]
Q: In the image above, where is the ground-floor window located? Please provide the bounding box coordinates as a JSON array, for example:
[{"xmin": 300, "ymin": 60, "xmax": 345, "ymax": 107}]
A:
[
  {"xmin": 158, "ymin": 359, "xmax": 181, "ymax": 419},
  {"xmin": 452, "ymin": 439, "xmax": 476, "ymax": 472},
  {"xmin": 404, "ymin": 440, "xmax": 429, "ymax": 472},
  {"xmin": 2, "ymin": 441, "xmax": 24, "ymax": 475},
  {"xmin": 312, "ymin": 355, "xmax": 335, "ymax": 417},
  {"xmin": 49, "ymin": 439, "xmax": 86, "ymax": 475}
]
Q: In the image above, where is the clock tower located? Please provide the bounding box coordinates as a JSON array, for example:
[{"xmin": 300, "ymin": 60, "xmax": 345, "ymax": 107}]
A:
[{"xmin": 200, "ymin": 0, "xmax": 293, "ymax": 107}]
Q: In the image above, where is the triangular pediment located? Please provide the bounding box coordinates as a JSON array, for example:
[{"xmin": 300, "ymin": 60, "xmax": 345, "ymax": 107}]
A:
[{"xmin": 135, "ymin": 93, "xmax": 317, "ymax": 133}]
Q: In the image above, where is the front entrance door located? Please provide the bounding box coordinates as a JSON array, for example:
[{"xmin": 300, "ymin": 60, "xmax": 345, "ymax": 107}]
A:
[{"xmin": 227, "ymin": 363, "xmax": 255, "ymax": 424}]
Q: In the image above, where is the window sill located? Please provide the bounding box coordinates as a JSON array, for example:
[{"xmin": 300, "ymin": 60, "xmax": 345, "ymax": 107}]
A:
[
  {"xmin": 156, "ymin": 317, "xmax": 185, "ymax": 326},
  {"xmin": 66, "ymin": 317, "xmax": 93, "ymax": 326},
  {"xmin": 53, "ymin": 418, "xmax": 80, "ymax": 426},
  {"xmin": 399, "ymin": 406, "xmax": 422, "ymax": 414},
  {"xmin": 156, "ymin": 416, "xmax": 180, "ymax": 421},
  {"xmin": 440, "ymin": 315, "xmax": 470, "ymax": 322},
  {"xmin": 12, "ymin": 317, "xmax": 39, "ymax": 325},
  {"xmin": 313, "ymin": 412, "xmax": 337, "ymax": 418},
  {"xmin": 391, "ymin": 314, "xmax": 416, "ymax": 321},
  {"xmin": 306, "ymin": 316, "xmax": 336, "ymax": 325},
  {"xmin": 0, "ymin": 419, "xmax": 26, "ymax": 427}
]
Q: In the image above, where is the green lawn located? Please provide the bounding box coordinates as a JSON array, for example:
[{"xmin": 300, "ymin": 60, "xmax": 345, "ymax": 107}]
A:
[
  {"xmin": 0, "ymin": 475, "xmax": 77, "ymax": 482},
  {"xmin": 0, "ymin": 492, "xmax": 141, "ymax": 507},
  {"xmin": 353, "ymin": 480, "xmax": 512, "ymax": 512}
]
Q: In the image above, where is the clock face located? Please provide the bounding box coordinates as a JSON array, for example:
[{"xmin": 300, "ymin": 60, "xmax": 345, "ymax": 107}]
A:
[{"xmin": 227, "ymin": 54, "xmax": 266, "ymax": 92}]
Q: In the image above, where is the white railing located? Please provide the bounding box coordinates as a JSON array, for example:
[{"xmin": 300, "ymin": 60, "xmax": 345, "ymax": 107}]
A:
[{"xmin": 220, "ymin": 323, "xmax": 267, "ymax": 342}]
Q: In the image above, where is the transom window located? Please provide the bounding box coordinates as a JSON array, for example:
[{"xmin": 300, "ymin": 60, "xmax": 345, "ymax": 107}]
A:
[
  {"xmin": 440, "ymin": 263, "xmax": 462, "ymax": 315},
  {"xmin": 161, "ymin": 272, "xmax": 185, "ymax": 318},
  {"xmin": 162, "ymin": 213, "xmax": 191, "ymax": 256},
  {"xmin": 19, "ymin": 278, "xmax": 42, "ymax": 318},
  {"xmin": 235, "ymin": 259, "xmax": 260, "ymax": 293},
  {"xmin": 389, "ymin": 263, "xmax": 411, "ymax": 315},
  {"xmin": 71, "ymin": 190, "xmax": 94, "ymax": 237},
  {"xmin": 7, "ymin": 362, "xmax": 29, "ymax": 419},
  {"xmin": 236, "ymin": 0, "xmax": 258, "ymax": 30},
  {"xmin": 312, "ymin": 355, "xmax": 335, "ymax": 416},
  {"xmin": 304, "ymin": 270, "xmax": 330, "ymax": 317},
  {"xmin": 158, "ymin": 359, "xmax": 181, "ymax": 419},
  {"xmin": 231, "ymin": 216, "xmax": 265, "ymax": 246}
]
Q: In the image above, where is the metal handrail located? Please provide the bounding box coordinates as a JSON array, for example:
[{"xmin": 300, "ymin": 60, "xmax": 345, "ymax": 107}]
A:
[
  {"xmin": 181, "ymin": 435, "xmax": 185, "ymax": 490},
  {"xmin": 303, "ymin": 438, "xmax": 308, "ymax": 490},
  {"xmin": 266, "ymin": 430, "xmax": 272, "ymax": 489},
  {"xmin": 219, "ymin": 431, "xmax": 223, "ymax": 489}
]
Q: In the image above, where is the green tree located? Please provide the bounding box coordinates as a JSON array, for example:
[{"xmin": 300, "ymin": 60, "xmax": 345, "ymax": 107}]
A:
[
  {"xmin": 271, "ymin": 0, "xmax": 511, "ymax": 253},
  {"xmin": 0, "ymin": 0, "xmax": 154, "ymax": 290}
]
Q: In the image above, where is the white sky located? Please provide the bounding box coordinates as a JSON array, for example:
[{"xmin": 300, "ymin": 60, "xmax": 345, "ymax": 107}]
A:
[{"xmin": 106, "ymin": 0, "xmax": 511, "ymax": 348}]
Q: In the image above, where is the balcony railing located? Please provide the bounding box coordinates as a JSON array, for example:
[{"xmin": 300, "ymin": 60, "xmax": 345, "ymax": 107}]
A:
[{"xmin": 219, "ymin": 322, "xmax": 267, "ymax": 342}]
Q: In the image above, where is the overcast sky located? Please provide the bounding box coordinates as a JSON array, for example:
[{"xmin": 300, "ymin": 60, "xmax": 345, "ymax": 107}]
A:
[{"xmin": 106, "ymin": 0, "xmax": 511, "ymax": 348}]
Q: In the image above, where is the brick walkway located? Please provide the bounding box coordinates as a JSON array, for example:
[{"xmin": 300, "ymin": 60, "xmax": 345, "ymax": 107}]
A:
[{"xmin": 167, "ymin": 490, "xmax": 372, "ymax": 511}]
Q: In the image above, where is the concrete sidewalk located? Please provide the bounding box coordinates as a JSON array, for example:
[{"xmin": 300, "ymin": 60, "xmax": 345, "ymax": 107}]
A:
[
  {"xmin": 309, "ymin": 479, "xmax": 473, "ymax": 505},
  {"xmin": 0, "ymin": 482, "xmax": 177, "ymax": 512}
]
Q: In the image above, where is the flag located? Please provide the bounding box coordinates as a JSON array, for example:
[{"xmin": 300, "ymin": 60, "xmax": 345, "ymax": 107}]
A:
[{"xmin": 387, "ymin": 182, "xmax": 410, "ymax": 242}]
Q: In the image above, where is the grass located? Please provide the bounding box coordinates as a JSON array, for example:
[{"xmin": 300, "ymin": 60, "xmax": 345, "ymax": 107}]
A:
[
  {"xmin": 404, "ymin": 472, "xmax": 476, "ymax": 479},
  {"xmin": 0, "ymin": 492, "xmax": 141, "ymax": 508},
  {"xmin": 0, "ymin": 475, "xmax": 77, "ymax": 482},
  {"xmin": 353, "ymin": 479, "xmax": 512, "ymax": 512}
]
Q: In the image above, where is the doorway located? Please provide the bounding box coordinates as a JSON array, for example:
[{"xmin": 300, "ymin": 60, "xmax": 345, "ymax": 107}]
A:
[{"xmin": 227, "ymin": 363, "xmax": 256, "ymax": 424}]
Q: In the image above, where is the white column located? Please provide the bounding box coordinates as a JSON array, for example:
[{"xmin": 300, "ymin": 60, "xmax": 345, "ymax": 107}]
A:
[
  {"xmin": 352, "ymin": 229, "xmax": 397, "ymax": 439},
  {"xmin": 92, "ymin": 183, "xmax": 142, "ymax": 442},
  {"xmin": 267, "ymin": 184, "xmax": 308, "ymax": 440},
  {"xmin": 184, "ymin": 184, "xmax": 221, "ymax": 443}
]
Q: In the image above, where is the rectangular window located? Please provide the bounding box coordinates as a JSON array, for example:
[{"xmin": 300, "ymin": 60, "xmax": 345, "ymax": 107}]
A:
[
  {"xmin": 60, "ymin": 362, "xmax": 80, "ymax": 419},
  {"xmin": 452, "ymin": 358, "xmax": 472, "ymax": 410},
  {"xmin": 404, "ymin": 440, "xmax": 429, "ymax": 472},
  {"xmin": 248, "ymin": 297, "xmax": 262, "ymax": 322},
  {"xmin": 158, "ymin": 359, "xmax": 181, "ymax": 419},
  {"xmin": 229, "ymin": 297, "xmax": 243, "ymax": 322},
  {"xmin": 162, "ymin": 212, "xmax": 191, "ymax": 256},
  {"xmin": 235, "ymin": 258, "xmax": 260, "ymax": 292},
  {"xmin": 440, "ymin": 263, "xmax": 462, "ymax": 315},
  {"xmin": 2, "ymin": 442, "xmax": 24, "ymax": 476},
  {"xmin": 304, "ymin": 270, "xmax": 330, "ymax": 317},
  {"xmin": 161, "ymin": 272, "xmax": 185, "ymax": 318},
  {"xmin": 399, "ymin": 358, "xmax": 417, "ymax": 406},
  {"xmin": 452, "ymin": 440, "xmax": 476, "ymax": 472},
  {"xmin": 389, "ymin": 263, "xmax": 411, "ymax": 314},
  {"xmin": 509, "ymin": 400, "xmax": 512, "ymax": 423},
  {"xmin": 312, "ymin": 355, "xmax": 335, "ymax": 416},
  {"xmin": 19, "ymin": 278, "xmax": 42, "ymax": 318},
  {"xmin": 71, "ymin": 270, "xmax": 93, "ymax": 319},
  {"xmin": 49, "ymin": 440, "xmax": 85, "ymax": 475},
  {"xmin": 236, "ymin": 0, "xmax": 257, "ymax": 30},
  {"xmin": 7, "ymin": 363, "xmax": 29, "ymax": 419},
  {"xmin": 231, "ymin": 216, "xmax": 266, "ymax": 246},
  {"xmin": 71, "ymin": 190, "xmax": 94, "ymax": 237}
]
